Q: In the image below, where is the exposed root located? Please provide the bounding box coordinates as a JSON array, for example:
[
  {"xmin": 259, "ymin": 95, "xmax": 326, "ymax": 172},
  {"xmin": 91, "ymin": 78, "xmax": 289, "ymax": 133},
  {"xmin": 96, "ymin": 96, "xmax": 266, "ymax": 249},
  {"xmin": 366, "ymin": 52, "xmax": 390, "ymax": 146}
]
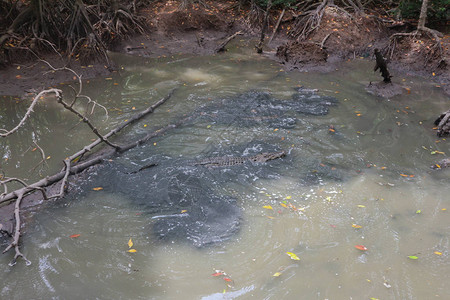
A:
[
  {"xmin": 291, "ymin": 0, "xmax": 329, "ymax": 40},
  {"xmin": 387, "ymin": 28, "xmax": 444, "ymax": 63}
]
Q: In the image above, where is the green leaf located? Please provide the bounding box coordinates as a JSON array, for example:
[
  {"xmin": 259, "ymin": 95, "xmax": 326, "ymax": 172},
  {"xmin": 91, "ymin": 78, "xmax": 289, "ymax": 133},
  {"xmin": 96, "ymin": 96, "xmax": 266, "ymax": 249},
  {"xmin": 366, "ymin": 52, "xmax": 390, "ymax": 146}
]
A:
[{"xmin": 408, "ymin": 255, "xmax": 419, "ymax": 260}]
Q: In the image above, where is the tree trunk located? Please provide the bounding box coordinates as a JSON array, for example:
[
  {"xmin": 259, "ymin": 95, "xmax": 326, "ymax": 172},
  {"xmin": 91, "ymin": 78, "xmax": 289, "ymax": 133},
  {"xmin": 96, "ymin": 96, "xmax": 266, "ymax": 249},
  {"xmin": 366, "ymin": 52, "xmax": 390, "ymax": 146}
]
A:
[
  {"xmin": 256, "ymin": 0, "xmax": 272, "ymax": 54},
  {"xmin": 417, "ymin": 0, "xmax": 429, "ymax": 30}
]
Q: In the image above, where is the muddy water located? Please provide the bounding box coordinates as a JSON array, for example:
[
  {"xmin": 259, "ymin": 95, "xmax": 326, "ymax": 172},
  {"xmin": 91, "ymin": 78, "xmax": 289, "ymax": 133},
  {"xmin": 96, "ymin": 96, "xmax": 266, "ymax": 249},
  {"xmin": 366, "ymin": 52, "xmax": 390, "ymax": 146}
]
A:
[{"xmin": 1, "ymin": 42, "xmax": 449, "ymax": 299}]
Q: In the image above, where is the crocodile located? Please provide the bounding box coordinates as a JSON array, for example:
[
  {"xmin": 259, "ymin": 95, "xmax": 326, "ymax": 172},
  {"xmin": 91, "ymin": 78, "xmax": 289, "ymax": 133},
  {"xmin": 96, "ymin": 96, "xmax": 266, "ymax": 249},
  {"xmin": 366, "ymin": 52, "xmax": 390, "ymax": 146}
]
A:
[{"xmin": 192, "ymin": 150, "xmax": 286, "ymax": 167}]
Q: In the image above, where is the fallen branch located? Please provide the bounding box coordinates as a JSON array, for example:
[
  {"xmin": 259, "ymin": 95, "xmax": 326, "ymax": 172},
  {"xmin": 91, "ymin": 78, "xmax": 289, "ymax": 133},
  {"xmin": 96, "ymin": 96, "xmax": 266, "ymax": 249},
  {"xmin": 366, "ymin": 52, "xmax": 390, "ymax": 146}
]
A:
[
  {"xmin": 2, "ymin": 191, "xmax": 31, "ymax": 266},
  {"xmin": 216, "ymin": 31, "xmax": 243, "ymax": 53},
  {"xmin": 0, "ymin": 84, "xmax": 177, "ymax": 265},
  {"xmin": 0, "ymin": 89, "xmax": 177, "ymax": 206},
  {"xmin": 268, "ymin": 8, "xmax": 285, "ymax": 45}
]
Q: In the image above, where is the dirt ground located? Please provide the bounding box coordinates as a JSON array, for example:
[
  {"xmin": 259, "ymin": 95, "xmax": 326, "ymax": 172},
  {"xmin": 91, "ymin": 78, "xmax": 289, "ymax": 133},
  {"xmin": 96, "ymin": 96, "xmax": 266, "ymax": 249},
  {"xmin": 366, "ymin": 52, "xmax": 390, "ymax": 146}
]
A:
[{"xmin": 0, "ymin": 0, "xmax": 449, "ymax": 239}]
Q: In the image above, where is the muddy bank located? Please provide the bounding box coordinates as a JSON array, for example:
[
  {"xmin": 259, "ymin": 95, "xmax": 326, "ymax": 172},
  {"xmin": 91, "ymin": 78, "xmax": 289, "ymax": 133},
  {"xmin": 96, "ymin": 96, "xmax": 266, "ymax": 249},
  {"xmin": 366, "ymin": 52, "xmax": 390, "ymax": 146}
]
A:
[{"xmin": 1, "ymin": 1, "xmax": 448, "ymax": 97}]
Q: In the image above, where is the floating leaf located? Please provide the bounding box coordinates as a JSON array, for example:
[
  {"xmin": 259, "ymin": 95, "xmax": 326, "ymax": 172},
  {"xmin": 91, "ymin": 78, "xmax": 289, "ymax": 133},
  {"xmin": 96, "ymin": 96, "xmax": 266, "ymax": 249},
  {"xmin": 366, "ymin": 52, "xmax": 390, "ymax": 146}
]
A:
[
  {"xmin": 285, "ymin": 196, "xmax": 292, "ymax": 200},
  {"xmin": 273, "ymin": 272, "xmax": 282, "ymax": 277},
  {"xmin": 223, "ymin": 277, "xmax": 232, "ymax": 282},
  {"xmin": 92, "ymin": 187, "xmax": 103, "ymax": 191},
  {"xmin": 352, "ymin": 224, "xmax": 362, "ymax": 228},
  {"xmin": 207, "ymin": 125, "xmax": 212, "ymax": 128},
  {"xmin": 128, "ymin": 238, "xmax": 133, "ymax": 248},
  {"xmin": 357, "ymin": 205, "xmax": 366, "ymax": 208},
  {"xmin": 263, "ymin": 205, "xmax": 273, "ymax": 210},
  {"xmin": 434, "ymin": 251, "xmax": 442, "ymax": 255},
  {"xmin": 416, "ymin": 210, "xmax": 422, "ymax": 214},
  {"xmin": 280, "ymin": 203, "xmax": 288, "ymax": 208},
  {"xmin": 408, "ymin": 255, "xmax": 418, "ymax": 260},
  {"xmin": 355, "ymin": 245, "xmax": 368, "ymax": 251},
  {"xmin": 181, "ymin": 210, "xmax": 187, "ymax": 213},
  {"xmin": 212, "ymin": 272, "xmax": 224, "ymax": 277},
  {"xmin": 127, "ymin": 249, "xmax": 137, "ymax": 253},
  {"xmin": 70, "ymin": 234, "xmax": 80, "ymax": 238},
  {"xmin": 286, "ymin": 252, "xmax": 300, "ymax": 260}
]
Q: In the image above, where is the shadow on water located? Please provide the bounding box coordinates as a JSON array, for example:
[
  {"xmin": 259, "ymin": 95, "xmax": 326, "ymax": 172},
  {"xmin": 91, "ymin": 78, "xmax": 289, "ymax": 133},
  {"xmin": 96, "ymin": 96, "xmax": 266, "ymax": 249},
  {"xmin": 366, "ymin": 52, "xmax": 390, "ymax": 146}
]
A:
[{"xmin": 78, "ymin": 88, "xmax": 349, "ymax": 248}]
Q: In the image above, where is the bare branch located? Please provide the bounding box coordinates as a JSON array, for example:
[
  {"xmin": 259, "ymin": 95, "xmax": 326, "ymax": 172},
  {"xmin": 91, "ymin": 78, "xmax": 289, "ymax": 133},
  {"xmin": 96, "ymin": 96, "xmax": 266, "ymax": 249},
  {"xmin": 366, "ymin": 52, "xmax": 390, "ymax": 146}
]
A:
[
  {"xmin": 0, "ymin": 89, "xmax": 61, "ymax": 137},
  {"xmin": 2, "ymin": 191, "xmax": 31, "ymax": 266}
]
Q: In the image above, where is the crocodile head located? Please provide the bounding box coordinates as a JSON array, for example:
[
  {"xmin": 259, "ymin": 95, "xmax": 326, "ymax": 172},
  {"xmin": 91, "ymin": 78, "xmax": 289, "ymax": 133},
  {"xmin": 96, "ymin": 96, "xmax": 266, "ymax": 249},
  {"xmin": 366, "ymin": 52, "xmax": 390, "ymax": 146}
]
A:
[{"xmin": 254, "ymin": 150, "xmax": 287, "ymax": 162}]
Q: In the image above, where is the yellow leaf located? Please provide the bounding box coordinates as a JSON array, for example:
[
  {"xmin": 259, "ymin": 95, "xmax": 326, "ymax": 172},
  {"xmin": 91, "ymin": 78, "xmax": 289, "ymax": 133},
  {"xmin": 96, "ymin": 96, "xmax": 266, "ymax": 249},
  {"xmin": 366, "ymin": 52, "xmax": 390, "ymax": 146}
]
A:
[
  {"xmin": 352, "ymin": 224, "xmax": 362, "ymax": 228},
  {"xmin": 181, "ymin": 210, "xmax": 187, "ymax": 213},
  {"xmin": 92, "ymin": 187, "xmax": 103, "ymax": 191},
  {"xmin": 286, "ymin": 252, "xmax": 300, "ymax": 260},
  {"xmin": 128, "ymin": 238, "xmax": 133, "ymax": 248},
  {"xmin": 273, "ymin": 272, "xmax": 282, "ymax": 277},
  {"xmin": 266, "ymin": 216, "xmax": 275, "ymax": 219},
  {"xmin": 285, "ymin": 196, "xmax": 292, "ymax": 200},
  {"xmin": 434, "ymin": 251, "xmax": 442, "ymax": 255},
  {"xmin": 207, "ymin": 125, "xmax": 212, "ymax": 128},
  {"xmin": 263, "ymin": 205, "xmax": 273, "ymax": 210},
  {"xmin": 280, "ymin": 203, "xmax": 288, "ymax": 208},
  {"xmin": 46, "ymin": 156, "xmax": 51, "ymax": 160},
  {"xmin": 127, "ymin": 249, "xmax": 137, "ymax": 253},
  {"xmin": 357, "ymin": 205, "xmax": 365, "ymax": 208}
]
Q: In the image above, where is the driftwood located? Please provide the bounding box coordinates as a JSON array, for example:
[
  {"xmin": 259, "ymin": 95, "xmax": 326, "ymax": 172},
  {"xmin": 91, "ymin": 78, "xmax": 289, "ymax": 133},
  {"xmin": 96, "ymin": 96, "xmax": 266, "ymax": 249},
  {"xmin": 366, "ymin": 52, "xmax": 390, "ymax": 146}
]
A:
[
  {"xmin": 434, "ymin": 109, "xmax": 450, "ymax": 137},
  {"xmin": 0, "ymin": 61, "xmax": 182, "ymax": 265},
  {"xmin": 216, "ymin": 31, "xmax": 243, "ymax": 53},
  {"xmin": 0, "ymin": 90, "xmax": 179, "ymax": 266}
]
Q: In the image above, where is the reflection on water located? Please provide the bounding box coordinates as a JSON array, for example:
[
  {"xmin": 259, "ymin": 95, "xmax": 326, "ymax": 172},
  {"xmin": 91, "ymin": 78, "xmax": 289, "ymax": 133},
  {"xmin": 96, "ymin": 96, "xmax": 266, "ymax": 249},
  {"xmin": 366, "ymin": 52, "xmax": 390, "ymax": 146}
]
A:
[{"xmin": 1, "ymin": 42, "xmax": 449, "ymax": 299}]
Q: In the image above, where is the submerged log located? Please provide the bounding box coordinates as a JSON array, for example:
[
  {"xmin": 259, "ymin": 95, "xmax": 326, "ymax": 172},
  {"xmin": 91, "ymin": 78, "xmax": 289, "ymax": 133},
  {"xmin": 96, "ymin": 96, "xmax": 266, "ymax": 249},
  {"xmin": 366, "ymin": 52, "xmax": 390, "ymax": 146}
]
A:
[{"xmin": 434, "ymin": 109, "xmax": 450, "ymax": 137}]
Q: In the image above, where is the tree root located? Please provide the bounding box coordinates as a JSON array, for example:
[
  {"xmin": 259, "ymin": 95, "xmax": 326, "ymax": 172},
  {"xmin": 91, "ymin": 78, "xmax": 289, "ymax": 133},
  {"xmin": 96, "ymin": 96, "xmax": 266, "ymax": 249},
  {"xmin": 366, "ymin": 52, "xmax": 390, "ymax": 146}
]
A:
[{"xmin": 387, "ymin": 28, "xmax": 444, "ymax": 62}]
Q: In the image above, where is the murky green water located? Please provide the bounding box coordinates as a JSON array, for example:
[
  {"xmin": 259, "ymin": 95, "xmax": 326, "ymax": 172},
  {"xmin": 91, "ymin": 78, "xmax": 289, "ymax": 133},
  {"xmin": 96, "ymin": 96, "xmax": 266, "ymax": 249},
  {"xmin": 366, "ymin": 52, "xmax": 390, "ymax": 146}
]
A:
[{"xmin": 1, "ymin": 41, "xmax": 449, "ymax": 299}]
